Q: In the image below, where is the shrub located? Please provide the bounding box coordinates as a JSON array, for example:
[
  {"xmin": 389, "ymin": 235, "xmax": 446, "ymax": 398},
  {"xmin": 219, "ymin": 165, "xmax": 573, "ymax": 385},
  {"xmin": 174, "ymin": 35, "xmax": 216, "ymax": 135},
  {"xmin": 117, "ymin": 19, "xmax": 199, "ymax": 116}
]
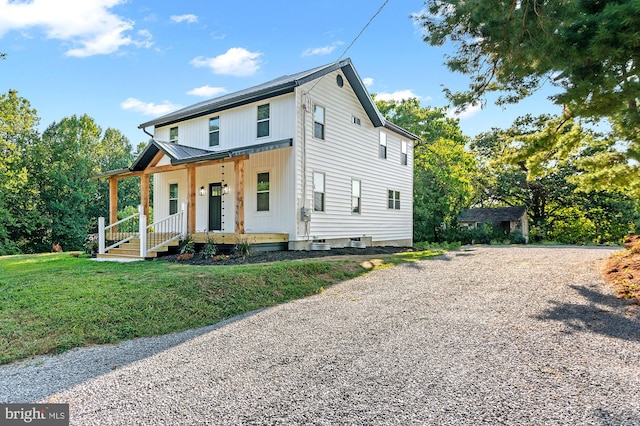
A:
[{"xmin": 200, "ymin": 234, "xmax": 217, "ymax": 259}]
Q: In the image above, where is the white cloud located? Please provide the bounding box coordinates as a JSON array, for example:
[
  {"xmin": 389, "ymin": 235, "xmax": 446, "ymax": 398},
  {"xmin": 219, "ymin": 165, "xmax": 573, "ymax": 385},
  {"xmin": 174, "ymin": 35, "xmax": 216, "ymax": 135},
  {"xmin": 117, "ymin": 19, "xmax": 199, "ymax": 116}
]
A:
[
  {"xmin": 171, "ymin": 14, "xmax": 198, "ymax": 24},
  {"xmin": 362, "ymin": 77, "xmax": 374, "ymax": 88},
  {"xmin": 447, "ymin": 102, "xmax": 483, "ymax": 119},
  {"xmin": 375, "ymin": 90, "xmax": 422, "ymax": 102},
  {"xmin": 0, "ymin": 0, "xmax": 152, "ymax": 57},
  {"xmin": 301, "ymin": 41, "xmax": 344, "ymax": 57},
  {"xmin": 190, "ymin": 47, "xmax": 262, "ymax": 76},
  {"xmin": 187, "ymin": 85, "xmax": 227, "ymax": 98},
  {"xmin": 120, "ymin": 97, "xmax": 182, "ymax": 116}
]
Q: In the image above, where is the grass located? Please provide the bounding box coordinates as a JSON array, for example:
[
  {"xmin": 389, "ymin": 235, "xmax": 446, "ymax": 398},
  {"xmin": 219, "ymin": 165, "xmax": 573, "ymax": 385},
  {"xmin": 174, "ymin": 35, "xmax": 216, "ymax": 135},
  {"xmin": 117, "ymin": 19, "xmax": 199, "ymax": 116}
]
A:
[{"xmin": 0, "ymin": 248, "xmax": 446, "ymax": 365}]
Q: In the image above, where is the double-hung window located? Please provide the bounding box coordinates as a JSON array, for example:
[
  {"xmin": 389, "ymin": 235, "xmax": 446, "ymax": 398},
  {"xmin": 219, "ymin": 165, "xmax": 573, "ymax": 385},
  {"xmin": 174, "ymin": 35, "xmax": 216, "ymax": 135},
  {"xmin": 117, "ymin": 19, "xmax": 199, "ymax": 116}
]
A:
[
  {"xmin": 351, "ymin": 180, "xmax": 361, "ymax": 214},
  {"xmin": 257, "ymin": 104, "xmax": 270, "ymax": 138},
  {"xmin": 169, "ymin": 127, "xmax": 178, "ymax": 144},
  {"xmin": 379, "ymin": 132, "xmax": 387, "ymax": 159},
  {"xmin": 388, "ymin": 190, "xmax": 400, "ymax": 210},
  {"xmin": 257, "ymin": 172, "xmax": 270, "ymax": 211},
  {"xmin": 169, "ymin": 184, "xmax": 178, "ymax": 215},
  {"xmin": 401, "ymin": 141, "xmax": 408, "ymax": 165},
  {"xmin": 209, "ymin": 116, "xmax": 220, "ymax": 147},
  {"xmin": 313, "ymin": 172, "xmax": 325, "ymax": 212},
  {"xmin": 313, "ymin": 105, "xmax": 325, "ymax": 140}
]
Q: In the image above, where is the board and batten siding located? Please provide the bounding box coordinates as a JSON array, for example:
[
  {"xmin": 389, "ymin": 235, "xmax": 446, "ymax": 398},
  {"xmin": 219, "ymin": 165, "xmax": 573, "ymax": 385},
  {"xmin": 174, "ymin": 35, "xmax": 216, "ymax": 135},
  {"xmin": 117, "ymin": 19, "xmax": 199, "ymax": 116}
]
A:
[
  {"xmin": 293, "ymin": 70, "xmax": 413, "ymax": 246},
  {"xmin": 153, "ymin": 94, "xmax": 296, "ymax": 150},
  {"xmin": 152, "ymin": 149, "xmax": 297, "ymax": 235}
]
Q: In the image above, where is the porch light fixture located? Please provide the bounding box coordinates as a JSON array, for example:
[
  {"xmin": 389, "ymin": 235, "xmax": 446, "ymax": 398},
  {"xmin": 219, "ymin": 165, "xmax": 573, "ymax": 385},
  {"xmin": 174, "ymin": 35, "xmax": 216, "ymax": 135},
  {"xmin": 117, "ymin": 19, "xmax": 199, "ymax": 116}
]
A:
[
  {"xmin": 223, "ymin": 184, "xmax": 230, "ymax": 195},
  {"xmin": 199, "ymin": 186, "xmax": 205, "ymax": 196}
]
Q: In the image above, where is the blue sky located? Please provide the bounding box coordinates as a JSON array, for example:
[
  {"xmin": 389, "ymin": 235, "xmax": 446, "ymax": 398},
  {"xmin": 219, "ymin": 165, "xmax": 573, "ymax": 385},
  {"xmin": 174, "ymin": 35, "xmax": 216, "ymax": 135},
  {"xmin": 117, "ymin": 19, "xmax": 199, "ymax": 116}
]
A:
[{"xmin": 0, "ymin": 0, "xmax": 561, "ymax": 147}]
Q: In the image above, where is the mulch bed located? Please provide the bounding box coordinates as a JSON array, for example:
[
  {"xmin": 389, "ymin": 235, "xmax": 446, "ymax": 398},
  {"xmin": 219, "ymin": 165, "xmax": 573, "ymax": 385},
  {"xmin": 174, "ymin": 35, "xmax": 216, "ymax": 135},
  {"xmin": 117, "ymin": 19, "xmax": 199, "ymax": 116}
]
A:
[
  {"xmin": 602, "ymin": 235, "xmax": 640, "ymax": 305},
  {"xmin": 161, "ymin": 246, "xmax": 415, "ymax": 266}
]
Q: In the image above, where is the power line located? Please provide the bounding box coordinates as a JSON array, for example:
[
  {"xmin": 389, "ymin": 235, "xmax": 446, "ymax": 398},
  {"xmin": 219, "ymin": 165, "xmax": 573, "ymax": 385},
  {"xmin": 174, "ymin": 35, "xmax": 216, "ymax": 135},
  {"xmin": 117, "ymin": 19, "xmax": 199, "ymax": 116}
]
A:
[
  {"xmin": 336, "ymin": 0, "xmax": 390, "ymax": 62},
  {"xmin": 307, "ymin": 0, "xmax": 390, "ymax": 94}
]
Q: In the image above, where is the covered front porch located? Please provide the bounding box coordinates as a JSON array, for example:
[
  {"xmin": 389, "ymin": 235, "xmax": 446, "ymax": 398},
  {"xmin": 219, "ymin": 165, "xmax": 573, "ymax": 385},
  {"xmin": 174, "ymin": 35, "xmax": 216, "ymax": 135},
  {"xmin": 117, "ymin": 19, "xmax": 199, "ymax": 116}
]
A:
[{"xmin": 95, "ymin": 139, "xmax": 292, "ymax": 259}]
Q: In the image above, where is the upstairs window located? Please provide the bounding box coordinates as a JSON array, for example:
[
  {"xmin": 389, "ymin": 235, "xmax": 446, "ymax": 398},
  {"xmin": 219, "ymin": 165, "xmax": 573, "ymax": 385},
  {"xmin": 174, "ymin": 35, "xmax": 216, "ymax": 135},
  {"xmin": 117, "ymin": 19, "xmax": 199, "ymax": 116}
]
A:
[
  {"xmin": 169, "ymin": 127, "xmax": 178, "ymax": 144},
  {"xmin": 313, "ymin": 172, "xmax": 325, "ymax": 212},
  {"xmin": 388, "ymin": 190, "xmax": 400, "ymax": 210},
  {"xmin": 313, "ymin": 105, "xmax": 325, "ymax": 140},
  {"xmin": 401, "ymin": 141, "xmax": 408, "ymax": 165},
  {"xmin": 169, "ymin": 183, "xmax": 178, "ymax": 215},
  {"xmin": 379, "ymin": 132, "xmax": 387, "ymax": 159},
  {"xmin": 209, "ymin": 116, "xmax": 220, "ymax": 147},
  {"xmin": 257, "ymin": 104, "xmax": 270, "ymax": 138},
  {"xmin": 257, "ymin": 172, "xmax": 270, "ymax": 211},
  {"xmin": 351, "ymin": 180, "xmax": 361, "ymax": 214},
  {"xmin": 352, "ymin": 116, "xmax": 361, "ymax": 126}
]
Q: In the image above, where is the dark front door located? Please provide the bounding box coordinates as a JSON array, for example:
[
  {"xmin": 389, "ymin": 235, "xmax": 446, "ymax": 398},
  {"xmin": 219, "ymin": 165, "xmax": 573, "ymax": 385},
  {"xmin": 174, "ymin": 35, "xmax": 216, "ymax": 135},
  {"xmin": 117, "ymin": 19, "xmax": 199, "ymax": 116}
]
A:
[{"xmin": 209, "ymin": 183, "xmax": 222, "ymax": 231}]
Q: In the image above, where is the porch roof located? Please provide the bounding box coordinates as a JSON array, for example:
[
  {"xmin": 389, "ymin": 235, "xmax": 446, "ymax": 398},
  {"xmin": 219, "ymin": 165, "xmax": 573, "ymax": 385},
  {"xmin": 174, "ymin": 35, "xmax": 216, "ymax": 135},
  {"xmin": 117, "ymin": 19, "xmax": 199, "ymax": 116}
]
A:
[{"xmin": 93, "ymin": 138, "xmax": 293, "ymax": 179}]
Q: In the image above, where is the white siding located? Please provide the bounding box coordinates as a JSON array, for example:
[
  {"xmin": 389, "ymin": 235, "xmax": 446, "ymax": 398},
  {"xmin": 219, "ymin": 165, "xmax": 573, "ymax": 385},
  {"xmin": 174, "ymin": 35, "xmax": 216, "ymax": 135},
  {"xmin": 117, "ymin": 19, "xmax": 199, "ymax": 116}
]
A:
[
  {"xmin": 153, "ymin": 94, "xmax": 296, "ymax": 150},
  {"xmin": 293, "ymin": 70, "xmax": 413, "ymax": 245},
  {"xmin": 244, "ymin": 148, "xmax": 296, "ymax": 236}
]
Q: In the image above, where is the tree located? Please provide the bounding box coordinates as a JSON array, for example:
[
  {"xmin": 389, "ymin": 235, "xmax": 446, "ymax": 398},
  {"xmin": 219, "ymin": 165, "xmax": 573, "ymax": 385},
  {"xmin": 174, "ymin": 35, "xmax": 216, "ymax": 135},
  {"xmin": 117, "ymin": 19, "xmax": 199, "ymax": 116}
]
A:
[
  {"xmin": 471, "ymin": 114, "xmax": 637, "ymax": 243},
  {"xmin": 0, "ymin": 90, "xmax": 47, "ymax": 254},
  {"xmin": 415, "ymin": 0, "xmax": 640, "ymax": 180},
  {"xmin": 373, "ymin": 98, "xmax": 477, "ymax": 242}
]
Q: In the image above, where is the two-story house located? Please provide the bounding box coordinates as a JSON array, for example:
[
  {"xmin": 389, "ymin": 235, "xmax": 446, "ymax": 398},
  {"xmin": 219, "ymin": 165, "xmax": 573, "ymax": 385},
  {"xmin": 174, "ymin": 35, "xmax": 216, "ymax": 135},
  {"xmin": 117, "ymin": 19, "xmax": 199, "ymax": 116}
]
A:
[{"xmin": 97, "ymin": 58, "xmax": 417, "ymax": 258}]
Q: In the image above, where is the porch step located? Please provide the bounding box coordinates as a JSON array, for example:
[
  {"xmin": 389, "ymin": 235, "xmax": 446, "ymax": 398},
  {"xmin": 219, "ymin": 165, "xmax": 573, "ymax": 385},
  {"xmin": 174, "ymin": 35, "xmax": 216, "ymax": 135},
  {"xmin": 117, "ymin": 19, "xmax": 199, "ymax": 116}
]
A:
[
  {"xmin": 105, "ymin": 236, "xmax": 180, "ymax": 258},
  {"xmin": 96, "ymin": 253, "xmax": 145, "ymax": 261},
  {"xmin": 107, "ymin": 248, "xmax": 159, "ymax": 258}
]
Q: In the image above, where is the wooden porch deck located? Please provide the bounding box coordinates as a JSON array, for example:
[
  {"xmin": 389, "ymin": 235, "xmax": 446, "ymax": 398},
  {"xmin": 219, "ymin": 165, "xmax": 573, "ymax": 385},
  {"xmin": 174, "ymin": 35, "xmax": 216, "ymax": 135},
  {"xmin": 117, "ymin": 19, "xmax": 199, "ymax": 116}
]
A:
[{"xmin": 191, "ymin": 233, "xmax": 288, "ymax": 245}]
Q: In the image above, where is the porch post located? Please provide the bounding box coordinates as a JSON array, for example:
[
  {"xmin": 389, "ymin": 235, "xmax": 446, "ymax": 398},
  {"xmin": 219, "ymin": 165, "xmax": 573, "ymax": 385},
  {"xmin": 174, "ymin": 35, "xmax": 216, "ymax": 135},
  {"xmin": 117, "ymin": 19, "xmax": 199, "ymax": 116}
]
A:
[
  {"xmin": 140, "ymin": 174, "xmax": 150, "ymax": 219},
  {"xmin": 139, "ymin": 210, "xmax": 147, "ymax": 258},
  {"xmin": 234, "ymin": 158, "xmax": 245, "ymax": 234},
  {"xmin": 109, "ymin": 177, "xmax": 118, "ymax": 226},
  {"xmin": 187, "ymin": 165, "xmax": 196, "ymax": 234},
  {"xmin": 98, "ymin": 217, "xmax": 105, "ymax": 255}
]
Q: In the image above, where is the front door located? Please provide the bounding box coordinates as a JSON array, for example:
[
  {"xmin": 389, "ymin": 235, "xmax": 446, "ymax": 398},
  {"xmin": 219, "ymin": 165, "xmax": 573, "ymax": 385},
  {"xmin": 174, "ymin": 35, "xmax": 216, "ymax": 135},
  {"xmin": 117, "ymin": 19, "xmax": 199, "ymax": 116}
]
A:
[{"xmin": 209, "ymin": 183, "xmax": 222, "ymax": 231}]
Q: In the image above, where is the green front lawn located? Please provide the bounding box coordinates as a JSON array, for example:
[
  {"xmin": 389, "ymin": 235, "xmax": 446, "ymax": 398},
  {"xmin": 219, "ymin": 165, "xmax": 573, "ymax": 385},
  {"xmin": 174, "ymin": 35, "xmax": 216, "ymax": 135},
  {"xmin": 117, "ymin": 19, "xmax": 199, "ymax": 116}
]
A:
[{"xmin": 0, "ymin": 248, "xmax": 445, "ymax": 365}]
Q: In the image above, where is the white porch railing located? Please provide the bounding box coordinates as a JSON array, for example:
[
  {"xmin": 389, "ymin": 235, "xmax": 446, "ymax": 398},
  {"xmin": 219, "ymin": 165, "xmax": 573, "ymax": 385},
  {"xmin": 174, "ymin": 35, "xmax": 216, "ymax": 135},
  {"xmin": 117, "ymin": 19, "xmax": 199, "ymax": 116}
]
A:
[
  {"xmin": 144, "ymin": 204, "xmax": 186, "ymax": 255},
  {"xmin": 98, "ymin": 207, "xmax": 141, "ymax": 255},
  {"xmin": 99, "ymin": 203, "xmax": 186, "ymax": 258}
]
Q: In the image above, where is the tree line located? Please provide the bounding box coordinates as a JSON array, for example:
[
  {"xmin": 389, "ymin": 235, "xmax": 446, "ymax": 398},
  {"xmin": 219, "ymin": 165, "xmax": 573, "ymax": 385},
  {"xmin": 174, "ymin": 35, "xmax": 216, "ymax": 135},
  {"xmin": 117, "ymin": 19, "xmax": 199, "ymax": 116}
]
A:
[{"xmin": 0, "ymin": 90, "xmax": 144, "ymax": 254}]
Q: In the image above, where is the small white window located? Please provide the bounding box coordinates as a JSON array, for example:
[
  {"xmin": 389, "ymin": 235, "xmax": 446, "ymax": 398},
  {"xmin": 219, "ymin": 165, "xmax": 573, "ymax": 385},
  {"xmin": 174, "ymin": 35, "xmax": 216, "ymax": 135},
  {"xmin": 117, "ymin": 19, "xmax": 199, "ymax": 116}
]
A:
[
  {"xmin": 209, "ymin": 117, "xmax": 220, "ymax": 147},
  {"xmin": 388, "ymin": 190, "xmax": 400, "ymax": 210},
  {"xmin": 401, "ymin": 141, "xmax": 408, "ymax": 165},
  {"xmin": 352, "ymin": 180, "xmax": 361, "ymax": 214},
  {"xmin": 257, "ymin": 104, "xmax": 270, "ymax": 138},
  {"xmin": 352, "ymin": 116, "xmax": 361, "ymax": 126},
  {"xmin": 169, "ymin": 183, "xmax": 178, "ymax": 215},
  {"xmin": 313, "ymin": 172, "xmax": 325, "ymax": 212},
  {"xmin": 313, "ymin": 105, "xmax": 325, "ymax": 140},
  {"xmin": 379, "ymin": 132, "xmax": 387, "ymax": 159},
  {"xmin": 257, "ymin": 172, "xmax": 270, "ymax": 211},
  {"xmin": 169, "ymin": 127, "xmax": 178, "ymax": 144}
]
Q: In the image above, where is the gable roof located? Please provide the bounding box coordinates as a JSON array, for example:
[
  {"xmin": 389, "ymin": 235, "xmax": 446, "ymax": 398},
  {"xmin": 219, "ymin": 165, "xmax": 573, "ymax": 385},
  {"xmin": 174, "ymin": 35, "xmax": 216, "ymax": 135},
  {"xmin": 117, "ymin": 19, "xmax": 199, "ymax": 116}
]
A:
[
  {"xmin": 457, "ymin": 206, "xmax": 527, "ymax": 223},
  {"xmin": 138, "ymin": 58, "xmax": 418, "ymax": 141}
]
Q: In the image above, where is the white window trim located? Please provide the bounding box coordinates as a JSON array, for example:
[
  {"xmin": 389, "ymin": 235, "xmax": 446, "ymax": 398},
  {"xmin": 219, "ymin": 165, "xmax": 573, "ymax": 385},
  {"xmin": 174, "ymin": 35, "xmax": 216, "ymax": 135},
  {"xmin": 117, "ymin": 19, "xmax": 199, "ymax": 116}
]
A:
[
  {"xmin": 169, "ymin": 126, "xmax": 178, "ymax": 144},
  {"xmin": 351, "ymin": 179, "xmax": 361, "ymax": 215},
  {"xmin": 169, "ymin": 182, "xmax": 179, "ymax": 215},
  {"xmin": 379, "ymin": 131, "xmax": 387, "ymax": 159},
  {"xmin": 313, "ymin": 104, "xmax": 326, "ymax": 140},
  {"xmin": 257, "ymin": 103, "xmax": 270, "ymax": 139},
  {"xmin": 313, "ymin": 171, "xmax": 326, "ymax": 213},
  {"xmin": 256, "ymin": 170, "xmax": 271, "ymax": 213},
  {"xmin": 209, "ymin": 116, "xmax": 220, "ymax": 147},
  {"xmin": 387, "ymin": 189, "xmax": 400, "ymax": 210},
  {"xmin": 401, "ymin": 140, "xmax": 408, "ymax": 165}
]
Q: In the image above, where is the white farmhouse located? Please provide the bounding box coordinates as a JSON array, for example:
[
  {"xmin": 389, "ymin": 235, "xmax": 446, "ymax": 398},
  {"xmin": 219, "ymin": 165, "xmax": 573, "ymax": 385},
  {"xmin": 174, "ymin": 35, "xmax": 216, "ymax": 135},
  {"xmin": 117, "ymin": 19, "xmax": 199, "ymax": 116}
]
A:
[{"xmin": 97, "ymin": 58, "xmax": 417, "ymax": 258}]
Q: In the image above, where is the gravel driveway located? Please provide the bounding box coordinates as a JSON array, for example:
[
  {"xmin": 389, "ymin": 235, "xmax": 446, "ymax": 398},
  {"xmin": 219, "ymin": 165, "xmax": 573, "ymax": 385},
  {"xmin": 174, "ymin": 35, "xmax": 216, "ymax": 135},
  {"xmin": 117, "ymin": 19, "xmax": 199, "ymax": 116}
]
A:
[{"xmin": 4, "ymin": 246, "xmax": 640, "ymax": 425}]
